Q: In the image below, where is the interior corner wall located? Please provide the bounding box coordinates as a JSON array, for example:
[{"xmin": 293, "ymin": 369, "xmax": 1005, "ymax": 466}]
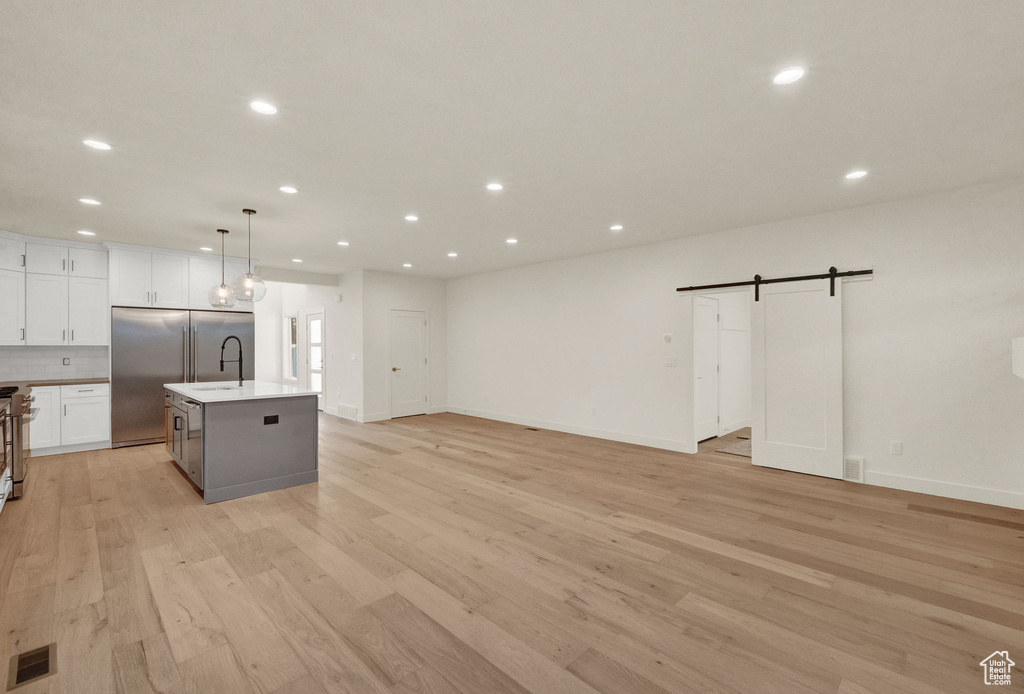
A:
[
  {"xmin": 361, "ymin": 270, "xmax": 447, "ymax": 422},
  {"xmin": 446, "ymin": 177, "xmax": 1024, "ymax": 509},
  {"xmin": 254, "ymin": 275, "xmax": 363, "ymax": 419}
]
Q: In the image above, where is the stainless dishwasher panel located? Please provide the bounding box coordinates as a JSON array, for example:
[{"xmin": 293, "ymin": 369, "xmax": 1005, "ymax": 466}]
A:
[{"xmin": 182, "ymin": 400, "xmax": 204, "ymax": 489}]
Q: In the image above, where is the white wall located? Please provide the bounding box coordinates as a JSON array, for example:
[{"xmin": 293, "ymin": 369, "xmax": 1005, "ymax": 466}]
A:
[
  {"xmin": 447, "ymin": 178, "xmax": 1024, "ymax": 509},
  {"xmin": 361, "ymin": 271, "xmax": 447, "ymax": 422}
]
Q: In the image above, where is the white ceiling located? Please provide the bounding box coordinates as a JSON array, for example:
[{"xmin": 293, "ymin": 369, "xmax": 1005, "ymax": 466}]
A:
[{"xmin": 2, "ymin": 1, "xmax": 1023, "ymax": 278}]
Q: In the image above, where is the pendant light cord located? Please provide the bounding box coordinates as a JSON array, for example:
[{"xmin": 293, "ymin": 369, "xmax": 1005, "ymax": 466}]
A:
[
  {"xmin": 221, "ymin": 230, "xmax": 226, "ymax": 284},
  {"xmin": 248, "ymin": 213, "xmax": 252, "ymax": 274}
]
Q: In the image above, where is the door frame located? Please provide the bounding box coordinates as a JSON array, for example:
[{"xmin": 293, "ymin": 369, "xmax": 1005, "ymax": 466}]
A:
[
  {"xmin": 693, "ymin": 295, "xmax": 720, "ymax": 443},
  {"xmin": 387, "ymin": 308, "xmax": 429, "ymax": 419},
  {"xmin": 304, "ymin": 310, "xmax": 325, "ymax": 411}
]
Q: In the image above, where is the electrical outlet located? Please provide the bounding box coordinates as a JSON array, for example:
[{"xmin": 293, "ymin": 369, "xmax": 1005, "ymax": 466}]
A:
[
  {"xmin": 62, "ymin": 357, "xmax": 70, "ymax": 366},
  {"xmin": 890, "ymin": 441, "xmax": 903, "ymax": 456}
]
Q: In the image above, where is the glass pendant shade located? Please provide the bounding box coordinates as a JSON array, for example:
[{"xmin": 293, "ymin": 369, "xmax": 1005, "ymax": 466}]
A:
[
  {"xmin": 209, "ymin": 283, "xmax": 237, "ymax": 308},
  {"xmin": 209, "ymin": 228, "xmax": 237, "ymax": 308},
  {"xmin": 232, "ymin": 271, "xmax": 266, "ymax": 302},
  {"xmin": 234, "ymin": 207, "xmax": 265, "ymax": 302}
]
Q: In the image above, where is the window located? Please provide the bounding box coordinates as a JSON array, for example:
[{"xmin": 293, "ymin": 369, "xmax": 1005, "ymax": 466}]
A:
[{"xmin": 283, "ymin": 315, "xmax": 298, "ymax": 380}]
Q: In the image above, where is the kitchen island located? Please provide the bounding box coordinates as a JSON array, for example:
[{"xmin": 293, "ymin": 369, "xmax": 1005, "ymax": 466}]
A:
[{"xmin": 163, "ymin": 380, "xmax": 319, "ymax": 503}]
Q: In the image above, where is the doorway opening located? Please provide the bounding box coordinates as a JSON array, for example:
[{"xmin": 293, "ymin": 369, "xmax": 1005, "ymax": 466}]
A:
[{"xmin": 693, "ymin": 289, "xmax": 752, "ymax": 452}]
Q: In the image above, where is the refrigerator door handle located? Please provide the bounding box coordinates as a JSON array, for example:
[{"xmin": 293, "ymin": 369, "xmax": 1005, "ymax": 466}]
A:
[
  {"xmin": 182, "ymin": 326, "xmax": 188, "ymax": 382},
  {"xmin": 191, "ymin": 326, "xmax": 198, "ymax": 382}
]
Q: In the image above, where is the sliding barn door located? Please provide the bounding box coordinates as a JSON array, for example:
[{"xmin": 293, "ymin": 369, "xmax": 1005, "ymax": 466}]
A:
[{"xmin": 751, "ymin": 280, "xmax": 843, "ymax": 478}]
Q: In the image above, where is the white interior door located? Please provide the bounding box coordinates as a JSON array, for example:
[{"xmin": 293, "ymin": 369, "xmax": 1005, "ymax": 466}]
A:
[
  {"xmin": 305, "ymin": 312, "xmax": 325, "ymax": 410},
  {"xmin": 752, "ymin": 280, "xmax": 843, "ymax": 478},
  {"xmin": 390, "ymin": 309, "xmax": 427, "ymax": 418},
  {"xmin": 694, "ymin": 296, "xmax": 720, "ymax": 442}
]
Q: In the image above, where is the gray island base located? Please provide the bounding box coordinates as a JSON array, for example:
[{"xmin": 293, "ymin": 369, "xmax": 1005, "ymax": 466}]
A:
[{"xmin": 164, "ymin": 381, "xmax": 319, "ymax": 504}]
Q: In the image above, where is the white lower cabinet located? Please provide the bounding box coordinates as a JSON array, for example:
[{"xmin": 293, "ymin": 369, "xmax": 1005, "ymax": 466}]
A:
[
  {"xmin": 61, "ymin": 396, "xmax": 110, "ymax": 445},
  {"xmin": 29, "ymin": 386, "xmax": 62, "ymax": 449},
  {"xmin": 30, "ymin": 384, "xmax": 110, "ymax": 452}
]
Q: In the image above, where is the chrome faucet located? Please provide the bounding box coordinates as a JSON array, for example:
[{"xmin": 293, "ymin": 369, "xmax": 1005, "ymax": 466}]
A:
[{"xmin": 219, "ymin": 335, "xmax": 244, "ymax": 386}]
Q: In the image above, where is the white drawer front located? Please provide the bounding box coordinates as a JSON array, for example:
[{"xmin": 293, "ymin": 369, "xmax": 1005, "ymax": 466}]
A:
[{"xmin": 61, "ymin": 383, "xmax": 110, "ymax": 399}]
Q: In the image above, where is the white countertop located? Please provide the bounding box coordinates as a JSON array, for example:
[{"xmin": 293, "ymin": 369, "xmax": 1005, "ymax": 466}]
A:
[{"xmin": 164, "ymin": 380, "xmax": 320, "ymax": 404}]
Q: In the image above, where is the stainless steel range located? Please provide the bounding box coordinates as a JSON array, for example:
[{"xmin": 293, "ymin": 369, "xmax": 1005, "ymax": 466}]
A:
[{"xmin": 1, "ymin": 385, "xmax": 31, "ymax": 501}]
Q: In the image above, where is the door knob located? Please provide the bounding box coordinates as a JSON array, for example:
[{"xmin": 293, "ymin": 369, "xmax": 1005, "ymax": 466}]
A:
[{"xmin": 392, "ymin": 367, "xmax": 401, "ymax": 372}]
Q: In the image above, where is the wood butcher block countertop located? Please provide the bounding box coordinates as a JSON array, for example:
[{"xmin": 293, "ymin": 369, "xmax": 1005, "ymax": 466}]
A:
[{"xmin": 0, "ymin": 377, "xmax": 109, "ymax": 389}]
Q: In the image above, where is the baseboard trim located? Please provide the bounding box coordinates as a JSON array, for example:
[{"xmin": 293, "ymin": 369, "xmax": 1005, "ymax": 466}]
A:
[
  {"xmin": 32, "ymin": 441, "xmax": 110, "ymax": 457},
  {"xmin": 719, "ymin": 418, "xmax": 751, "ymax": 436},
  {"xmin": 359, "ymin": 412, "xmax": 389, "ymax": 423},
  {"xmin": 449, "ymin": 407, "xmax": 692, "ymax": 453},
  {"xmin": 864, "ymin": 470, "xmax": 1024, "ymax": 510}
]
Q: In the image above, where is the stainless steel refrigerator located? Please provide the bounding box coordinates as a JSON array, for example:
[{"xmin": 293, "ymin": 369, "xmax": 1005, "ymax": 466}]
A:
[{"xmin": 111, "ymin": 307, "xmax": 255, "ymax": 447}]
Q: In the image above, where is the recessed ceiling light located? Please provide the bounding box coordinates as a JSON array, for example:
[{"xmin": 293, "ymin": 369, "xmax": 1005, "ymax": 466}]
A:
[
  {"xmin": 337, "ymin": 241, "xmax": 349, "ymax": 246},
  {"xmin": 79, "ymin": 198, "xmax": 101, "ymax": 205},
  {"xmin": 610, "ymin": 225, "xmax": 623, "ymax": 231},
  {"xmin": 486, "ymin": 183, "xmax": 503, "ymax": 191},
  {"xmin": 403, "ymin": 263, "xmax": 412, "ymax": 268},
  {"xmin": 772, "ymin": 67, "xmax": 805, "ymax": 85},
  {"xmin": 447, "ymin": 252, "xmax": 458, "ymax": 257},
  {"xmin": 845, "ymin": 169, "xmax": 868, "ymax": 180},
  {"xmin": 405, "ymin": 215, "xmax": 419, "ymax": 222},
  {"xmin": 199, "ymin": 247, "xmax": 213, "ymax": 252},
  {"xmin": 250, "ymin": 100, "xmax": 277, "ymax": 115},
  {"xmin": 76, "ymin": 230, "xmax": 96, "ymax": 236},
  {"xmin": 506, "ymin": 238, "xmax": 518, "ymax": 244},
  {"xmin": 279, "ymin": 186, "xmax": 298, "ymax": 194},
  {"xmin": 82, "ymin": 140, "xmax": 112, "ymax": 150},
  {"xmin": 292, "ymin": 258, "xmax": 303, "ymax": 263}
]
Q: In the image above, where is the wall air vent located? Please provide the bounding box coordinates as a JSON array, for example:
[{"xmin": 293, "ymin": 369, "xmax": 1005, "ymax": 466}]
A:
[
  {"xmin": 7, "ymin": 643, "xmax": 56, "ymax": 690},
  {"xmin": 843, "ymin": 456, "xmax": 865, "ymax": 483}
]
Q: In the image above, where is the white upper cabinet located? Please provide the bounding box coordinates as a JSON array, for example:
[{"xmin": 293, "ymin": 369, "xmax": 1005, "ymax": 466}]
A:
[
  {"xmin": 151, "ymin": 254, "xmax": 189, "ymax": 308},
  {"xmin": 0, "ymin": 269, "xmax": 26, "ymax": 345},
  {"xmin": 188, "ymin": 257, "xmax": 252, "ymax": 312},
  {"xmin": 109, "ymin": 248, "xmax": 190, "ymax": 309},
  {"xmin": 109, "ymin": 249, "xmax": 152, "ymax": 306},
  {"xmin": 68, "ymin": 277, "xmax": 108, "ymax": 345},
  {"xmin": 25, "ymin": 243, "xmax": 69, "ymax": 275},
  {"xmin": 0, "ymin": 238, "xmax": 26, "ymax": 272},
  {"xmin": 25, "ymin": 273, "xmax": 69, "ymax": 345},
  {"xmin": 69, "ymin": 248, "xmax": 108, "ymax": 279}
]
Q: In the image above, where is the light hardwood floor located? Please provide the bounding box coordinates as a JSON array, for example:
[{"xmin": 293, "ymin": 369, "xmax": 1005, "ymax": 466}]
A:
[{"xmin": 1, "ymin": 413, "xmax": 1022, "ymax": 693}]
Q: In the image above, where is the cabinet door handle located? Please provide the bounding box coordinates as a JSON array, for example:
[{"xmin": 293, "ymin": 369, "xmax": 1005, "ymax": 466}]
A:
[
  {"xmin": 62, "ymin": 329, "xmax": 66, "ymax": 342},
  {"xmin": 154, "ymin": 292, "xmax": 157, "ymax": 304},
  {"xmin": 71, "ymin": 329, "xmax": 75, "ymax": 341},
  {"xmin": 64, "ymin": 405, "xmax": 67, "ymax": 416},
  {"xmin": 147, "ymin": 291, "xmax": 151, "ymax": 304},
  {"xmin": 71, "ymin": 260, "xmax": 75, "ymax": 272},
  {"xmin": 20, "ymin": 254, "xmax": 25, "ymax": 267},
  {"xmin": 20, "ymin": 328, "xmax": 24, "ymax": 341},
  {"xmin": 62, "ymin": 259, "xmax": 66, "ymax": 271}
]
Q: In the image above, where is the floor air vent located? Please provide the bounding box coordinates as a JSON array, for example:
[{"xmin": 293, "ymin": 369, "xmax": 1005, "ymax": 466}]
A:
[
  {"xmin": 7, "ymin": 644, "xmax": 56, "ymax": 690},
  {"xmin": 843, "ymin": 456, "xmax": 865, "ymax": 483}
]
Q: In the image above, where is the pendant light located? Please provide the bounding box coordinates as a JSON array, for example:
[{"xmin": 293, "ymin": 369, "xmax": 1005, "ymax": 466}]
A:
[
  {"xmin": 232, "ymin": 208, "xmax": 266, "ymax": 302},
  {"xmin": 208, "ymin": 229, "xmax": 237, "ymax": 308}
]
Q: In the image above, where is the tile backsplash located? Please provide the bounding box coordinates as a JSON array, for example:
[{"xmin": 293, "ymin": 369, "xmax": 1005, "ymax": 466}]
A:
[{"xmin": 0, "ymin": 346, "xmax": 109, "ymax": 382}]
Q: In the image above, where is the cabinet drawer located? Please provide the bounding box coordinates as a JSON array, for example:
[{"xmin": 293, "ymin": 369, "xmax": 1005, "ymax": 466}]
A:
[{"xmin": 61, "ymin": 383, "xmax": 109, "ymax": 399}]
